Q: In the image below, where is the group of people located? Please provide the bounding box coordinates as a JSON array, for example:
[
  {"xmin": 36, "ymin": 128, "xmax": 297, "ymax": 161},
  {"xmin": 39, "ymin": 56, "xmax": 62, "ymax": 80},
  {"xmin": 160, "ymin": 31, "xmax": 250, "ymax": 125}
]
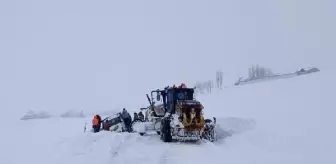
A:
[
  {"xmin": 120, "ymin": 108, "xmax": 145, "ymax": 132},
  {"xmin": 92, "ymin": 108, "xmax": 146, "ymax": 133},
  {"xmin": 121, "ymin": 108, "xmax": 145, "ymax": 132},
  {"xmin": 133, "ymin": 111, "xmax": 144, "ymax": 123}
]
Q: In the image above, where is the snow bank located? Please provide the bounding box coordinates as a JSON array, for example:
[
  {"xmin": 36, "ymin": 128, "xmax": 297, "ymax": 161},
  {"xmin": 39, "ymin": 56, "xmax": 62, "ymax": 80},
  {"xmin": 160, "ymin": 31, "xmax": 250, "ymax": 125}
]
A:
[
  {"xmin": 198, "ymin": 70, "xmax": 336, "ymax": 163},
  {"xmin": 216, "ymin": 117, "xmax": 256, "ymax": 134},
  {"xmin": 20, "ymin": 110, "xmax": 52, "ymax": 120},
  {"xmin": 60, "ymin": 110, "xmax": 86, "ymax": 118},
  {"xmin": 215, "ymin": 117, "xmax": 256, "ymax": 140}
]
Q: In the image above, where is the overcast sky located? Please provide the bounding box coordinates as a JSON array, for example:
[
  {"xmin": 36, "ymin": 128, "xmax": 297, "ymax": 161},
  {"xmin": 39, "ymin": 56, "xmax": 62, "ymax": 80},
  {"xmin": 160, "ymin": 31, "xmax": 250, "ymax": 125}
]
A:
[{"xmin": 0, "ymin": 0, "xmax": 335, "ymax": 117}]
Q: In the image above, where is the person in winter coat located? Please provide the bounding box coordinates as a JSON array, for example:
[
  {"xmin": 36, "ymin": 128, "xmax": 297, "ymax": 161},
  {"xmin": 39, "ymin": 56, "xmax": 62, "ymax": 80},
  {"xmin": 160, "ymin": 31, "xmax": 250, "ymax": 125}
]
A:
[
  {"xmin": 179, "ymin": 83, "xmax": 187, "ymax": 88},
  {"xmin": 121, "ymin": 108, "xmax": 132, "ymax": 132},
  {"xmin": 138, "ymin": 111, "xmax": 144, "ymax": 122},
  {"xmin": 96, "ymin": 114, "xmax": 102, "ymax": 131},
  {"xmin": 92, "ymin": 115, "xmax": 100, "ymax": 133},
  {"xmin": 133, "ymin": 112, "xmax": 139, "ymax": 123}
]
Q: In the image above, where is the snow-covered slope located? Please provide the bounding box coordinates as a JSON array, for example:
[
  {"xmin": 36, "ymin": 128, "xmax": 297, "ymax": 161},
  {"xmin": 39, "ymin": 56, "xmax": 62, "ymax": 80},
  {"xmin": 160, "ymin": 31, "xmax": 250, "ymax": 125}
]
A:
[
  {"xmin": 198, "ymin": 71, "xmax": 336, "ymax": 163},
  {"xmin": 2, "ymin": 71, "xmax": 334, "ymax": 164}
]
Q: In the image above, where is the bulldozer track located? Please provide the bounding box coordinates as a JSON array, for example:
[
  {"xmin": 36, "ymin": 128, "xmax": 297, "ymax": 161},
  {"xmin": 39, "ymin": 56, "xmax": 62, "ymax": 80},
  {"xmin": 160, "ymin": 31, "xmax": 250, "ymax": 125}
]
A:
[
  {"xmin": 158, "ymin": 144, "xmax": 173, "ymax": 164},
  {"xmin": 109, "ymin": 133, "xmax": 132, "ymax": 158}
]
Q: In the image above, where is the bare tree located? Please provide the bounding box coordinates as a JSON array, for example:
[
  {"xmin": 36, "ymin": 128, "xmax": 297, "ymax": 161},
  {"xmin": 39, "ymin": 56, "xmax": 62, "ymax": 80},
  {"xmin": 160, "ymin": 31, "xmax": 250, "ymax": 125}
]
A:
[
  {"xmin": 216, "ymin": 69, "xmax": 223, "ymax": 89},
  {"xmin": 248, "ymin": 65, "xmax": 274, "ymax": 79}
]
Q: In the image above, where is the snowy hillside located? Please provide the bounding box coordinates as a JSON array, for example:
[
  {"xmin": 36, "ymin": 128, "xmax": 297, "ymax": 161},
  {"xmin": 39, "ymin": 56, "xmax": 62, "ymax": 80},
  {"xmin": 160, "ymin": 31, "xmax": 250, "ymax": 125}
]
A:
[
  {"xmin": 2, "ymin": 71, "xmax": 335, "ymax": 164},
  {"xmin": 198, "ymin": 70, "xmax": 336, "ymax": 163}
]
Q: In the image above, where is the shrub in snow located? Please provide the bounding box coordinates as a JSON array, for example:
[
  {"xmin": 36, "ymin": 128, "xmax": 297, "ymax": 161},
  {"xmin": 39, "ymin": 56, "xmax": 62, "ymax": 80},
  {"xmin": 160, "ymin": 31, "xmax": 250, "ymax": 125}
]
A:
[
  {"xmin": 194, "ymin": 80, "xmax": 213, "ymax": 95},
  {"xmin": 216, "ymin": 69, "xmax": 223, "ymax": 89},
  {"xmin": 194, "ymin": 68, "xmax": 224, "ymax": 95},
  {"xmin": 20, "ymin": 110, "xmax": 52, "ymax": 120}
]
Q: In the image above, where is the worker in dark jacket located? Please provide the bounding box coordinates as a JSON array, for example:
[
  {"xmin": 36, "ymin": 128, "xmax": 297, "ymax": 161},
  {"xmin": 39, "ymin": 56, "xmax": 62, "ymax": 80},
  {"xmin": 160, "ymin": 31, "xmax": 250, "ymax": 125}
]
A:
[
  {"xmin": 133, "ymin": 112, "xmax": 139, "ymax": 123},
  {"xmin": 138, "ymin": 111, "xmax": 144, "ymax": 122},
  {"xmin": 121, "ymin": 108, "xmax": 132, "ymax": 132},
  {"xmin": 96, "ymin": 114, "xmax": 102, "ymax": 131}
]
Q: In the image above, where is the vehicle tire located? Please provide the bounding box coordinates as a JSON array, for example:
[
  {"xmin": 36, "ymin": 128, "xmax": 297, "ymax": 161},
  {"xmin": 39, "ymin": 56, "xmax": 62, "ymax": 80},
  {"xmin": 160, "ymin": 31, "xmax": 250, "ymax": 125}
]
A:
[
  {"xmin": 160, "ymin": 118, "xmax": 172, "ymax": 142},
  {"xmin": 210, "ymin": 128, "xmax": 216, "ymax": 142},
  {"xmin": 139, "ymin": 132, "xmax": 145, "ymax": 136}
]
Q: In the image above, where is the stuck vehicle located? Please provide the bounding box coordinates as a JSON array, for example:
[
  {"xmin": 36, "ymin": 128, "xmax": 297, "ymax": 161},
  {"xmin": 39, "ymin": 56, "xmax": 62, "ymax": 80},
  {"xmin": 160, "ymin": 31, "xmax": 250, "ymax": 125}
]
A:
[{"xmin": 99, "ymin": 113, "xmax": 127, "ymax": 132}]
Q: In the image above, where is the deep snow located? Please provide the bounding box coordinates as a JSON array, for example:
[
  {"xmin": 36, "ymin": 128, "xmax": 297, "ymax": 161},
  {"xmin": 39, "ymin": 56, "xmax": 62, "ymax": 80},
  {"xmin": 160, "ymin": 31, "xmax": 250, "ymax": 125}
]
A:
[
  {"xmin": 1, "ymin": 0, "xmax": 335, "ymax": 163},
  {"xmin": 2, "ymin": 71, "xmax": 335, "ymax": 164}
]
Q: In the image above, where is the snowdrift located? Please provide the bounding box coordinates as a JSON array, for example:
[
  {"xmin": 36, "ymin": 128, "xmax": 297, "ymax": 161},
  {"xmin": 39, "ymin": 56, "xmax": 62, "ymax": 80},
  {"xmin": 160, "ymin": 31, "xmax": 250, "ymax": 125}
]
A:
[
  {"xmin": 197, "ymin": 70, "xmax": 335, "ymax": 163},
  {"xmin": 215, "ymin": 117, "xmax": 256, "ymax": 140},
  {"xmin": 20, "ymin": 110, "xmax": 52, "ymax": 120}
]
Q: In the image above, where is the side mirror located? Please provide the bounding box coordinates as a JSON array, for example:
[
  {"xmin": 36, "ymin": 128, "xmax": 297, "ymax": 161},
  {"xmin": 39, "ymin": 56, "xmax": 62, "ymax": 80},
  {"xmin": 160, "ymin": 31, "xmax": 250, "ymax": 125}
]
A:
[{"xmin": 157, "ymin": 93, "xmax": 161, "ymax": 101}]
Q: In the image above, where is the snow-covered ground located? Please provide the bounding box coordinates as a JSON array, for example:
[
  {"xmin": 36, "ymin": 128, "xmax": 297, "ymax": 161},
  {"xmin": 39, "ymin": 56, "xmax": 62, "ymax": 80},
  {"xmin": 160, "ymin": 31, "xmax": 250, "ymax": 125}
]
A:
[
  {"xmin": 1, "ymin": 0, "xmax": 335, "ymax": 163},
  {"xmin": 2, "ymin": 71, "xmax": 334, "ymax": 164}
]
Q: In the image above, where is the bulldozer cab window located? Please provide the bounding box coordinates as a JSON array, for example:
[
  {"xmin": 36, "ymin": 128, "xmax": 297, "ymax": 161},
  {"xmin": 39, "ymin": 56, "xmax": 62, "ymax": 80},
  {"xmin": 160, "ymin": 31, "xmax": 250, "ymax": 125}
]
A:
[
  {"xmin": 175, "ymin": 89, "xmax": 194, "ymax": 101},
  {"xmin": 152, "ymin": 92, "xmax": 163, "ymax": 105},
  {"xmin": 156, "ymin": 94, "xmax": 160, "ymax": 101}
]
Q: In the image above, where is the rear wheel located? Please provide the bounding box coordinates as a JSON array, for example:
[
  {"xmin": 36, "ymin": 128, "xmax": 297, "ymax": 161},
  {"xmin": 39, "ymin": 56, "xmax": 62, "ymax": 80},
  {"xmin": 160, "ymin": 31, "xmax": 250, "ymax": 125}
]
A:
[
  {"xmin": 209, "ymin": 127, "xmax": 216, "ymax": 142},
  {"xmin": 160, "ymin": 118, "xmax": 172, "ymax": 142}
]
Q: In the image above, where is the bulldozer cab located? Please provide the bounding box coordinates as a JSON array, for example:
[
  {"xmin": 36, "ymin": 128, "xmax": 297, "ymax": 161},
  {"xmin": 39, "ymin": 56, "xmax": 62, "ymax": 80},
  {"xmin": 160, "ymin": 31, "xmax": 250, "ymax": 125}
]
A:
[
  {"xmin": 166, "ymin": 88, "xmax": 195, "ymax": 114},
  {"xmin": 147, "ymin": 87, "xmax": 196, "ymax": 117}
]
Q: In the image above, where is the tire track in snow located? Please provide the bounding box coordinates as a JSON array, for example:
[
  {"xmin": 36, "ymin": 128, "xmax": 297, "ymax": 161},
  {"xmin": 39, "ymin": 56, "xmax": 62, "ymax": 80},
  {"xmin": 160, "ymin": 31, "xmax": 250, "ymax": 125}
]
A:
[
  {"xmin": 109, "ymin": 134, "xmax": 219, "ymax": 164},
  {"xmin": 70, "ymin": 132, "xmax": 108, "ymax": 156},
  {"xmin": 109, "ymin": 133, "xmax": 133, "ymax": 158},
  {"xmin": 53, "ymin": 131, "xmax": 122, "ymax": 164},
  {"xmin": 158, "ymin": 143, "xmax": 174, "ymax": 164},
  {"xmin": 157, "ymin": 141, "xmax": 221, "ymax": 164},
  {"xmin": 108, "ymin": 133, "xmax": 171, "ymax": 164}
]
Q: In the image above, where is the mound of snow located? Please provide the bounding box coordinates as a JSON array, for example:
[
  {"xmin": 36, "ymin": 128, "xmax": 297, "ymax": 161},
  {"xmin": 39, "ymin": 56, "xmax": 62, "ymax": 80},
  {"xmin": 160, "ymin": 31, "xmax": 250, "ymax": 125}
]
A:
[
  {"xmin": 215, "ymin": 117, "xmax": 256, "ymax": 141},
  {"xmin": 20, "ymin": 110, "xmax": 52, "ymax": 120},
  {"xmin": 60, "ymin": 110, "xmax": 86, "ymax": 118},
  {"xmin": 216, "ymin": 117, "xmax": 256, "ymax": 134}
]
